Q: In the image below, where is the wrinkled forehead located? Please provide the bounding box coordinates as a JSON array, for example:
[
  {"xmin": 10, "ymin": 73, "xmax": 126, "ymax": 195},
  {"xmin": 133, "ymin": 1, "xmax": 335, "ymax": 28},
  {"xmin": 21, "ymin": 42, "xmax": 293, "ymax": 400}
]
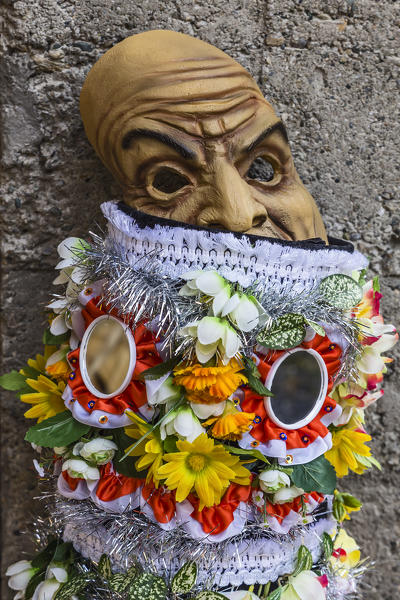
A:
[{"xmin": 80, "ymin": 31, "xmax": 278, "ymax": 170}]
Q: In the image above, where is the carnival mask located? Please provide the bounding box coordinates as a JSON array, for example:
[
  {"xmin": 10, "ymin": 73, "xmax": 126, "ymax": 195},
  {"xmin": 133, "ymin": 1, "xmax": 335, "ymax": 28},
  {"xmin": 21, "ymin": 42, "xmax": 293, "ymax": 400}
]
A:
[{"xmin": 80, "ymin": 29, "xmax": 327, "ymax": 242}]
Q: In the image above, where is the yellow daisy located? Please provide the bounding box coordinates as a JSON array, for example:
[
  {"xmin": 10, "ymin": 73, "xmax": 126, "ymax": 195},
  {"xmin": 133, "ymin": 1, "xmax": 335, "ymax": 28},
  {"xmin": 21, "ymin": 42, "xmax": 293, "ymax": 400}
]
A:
[
  {"xmin": 20, "ymin": 345, "xmax": 57, "ymax": 376},
  {"xmin": 124, "ymin": 411, "xmax": 164, "ymax": 486},
  {"xmin": 157, "ymin": 433, "xmax": 250, "ymax": 509},
  {"xmin": 173, "ymin": 359, "xmax": 247, "ymax": 404},
  {"xmin": 20, "ymin": 375, "xmax": 66, "ymax": 422},
  {"xmin": 325, "ymin": 427, "xmax": 372, "ymax": 478},
  {"xmin": 204, "ymin": 401, "xmax": 255, "ymax": 440}
]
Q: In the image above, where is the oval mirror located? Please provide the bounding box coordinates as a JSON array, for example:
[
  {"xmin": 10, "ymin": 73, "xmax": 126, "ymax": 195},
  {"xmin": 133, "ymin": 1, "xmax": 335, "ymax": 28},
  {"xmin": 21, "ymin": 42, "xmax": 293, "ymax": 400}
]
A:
[
  {"xmin": 79, "ymin": 315, "xmax": 136, "ymax": 399},
  {"xmin": 264, "ymin": 348, "xmax": 328, "ymax": 430}
]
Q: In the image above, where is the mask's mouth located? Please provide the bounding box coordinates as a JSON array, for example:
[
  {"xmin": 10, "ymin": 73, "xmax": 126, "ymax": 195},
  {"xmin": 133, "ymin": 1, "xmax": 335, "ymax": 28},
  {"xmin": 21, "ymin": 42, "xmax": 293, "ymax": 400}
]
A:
[{"xmin": 117, "ymin": 200, "xmax": 353, "ymax": 252}]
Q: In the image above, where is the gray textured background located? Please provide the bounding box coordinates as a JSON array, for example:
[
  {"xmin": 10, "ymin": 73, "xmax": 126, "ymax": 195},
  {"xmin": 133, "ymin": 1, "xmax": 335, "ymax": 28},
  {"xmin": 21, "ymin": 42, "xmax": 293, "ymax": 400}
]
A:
[{"xmin": 1, "ymin": 1, "xmax": 399, "ymax": 598}]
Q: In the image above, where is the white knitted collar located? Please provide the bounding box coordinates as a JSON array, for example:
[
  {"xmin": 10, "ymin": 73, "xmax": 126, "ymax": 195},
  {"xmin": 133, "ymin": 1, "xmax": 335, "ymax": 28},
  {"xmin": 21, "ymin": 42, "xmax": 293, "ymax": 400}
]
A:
[{"xmin": 101, "ymin": 201, "xmax": 368, "ymax": 294}]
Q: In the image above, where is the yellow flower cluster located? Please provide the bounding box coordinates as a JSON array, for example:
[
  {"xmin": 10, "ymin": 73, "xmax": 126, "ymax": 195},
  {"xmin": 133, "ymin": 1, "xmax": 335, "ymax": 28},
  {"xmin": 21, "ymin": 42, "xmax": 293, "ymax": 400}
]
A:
[{"xmin": 173, "ymin": 360, "xmax": 247, "ymax": 404}]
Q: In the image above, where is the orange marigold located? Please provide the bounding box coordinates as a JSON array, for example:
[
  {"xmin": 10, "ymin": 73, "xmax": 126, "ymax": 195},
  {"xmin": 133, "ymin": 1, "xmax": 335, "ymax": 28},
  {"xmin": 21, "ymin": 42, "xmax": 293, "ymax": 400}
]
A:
[
  {"xmin": 173, "ymin": 359, "xmax": 247, "ymax": 404},
  {"xmin": 204, "ymin": 401, "xmax": 256, "ymax": 440}
]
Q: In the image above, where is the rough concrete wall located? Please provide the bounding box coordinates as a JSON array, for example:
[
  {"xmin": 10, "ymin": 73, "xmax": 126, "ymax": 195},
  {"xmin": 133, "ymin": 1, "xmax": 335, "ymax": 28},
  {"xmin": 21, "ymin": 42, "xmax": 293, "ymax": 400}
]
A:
[{"xmin": 0, "ymin": 1, "xmax": 398, "ymax": 598}]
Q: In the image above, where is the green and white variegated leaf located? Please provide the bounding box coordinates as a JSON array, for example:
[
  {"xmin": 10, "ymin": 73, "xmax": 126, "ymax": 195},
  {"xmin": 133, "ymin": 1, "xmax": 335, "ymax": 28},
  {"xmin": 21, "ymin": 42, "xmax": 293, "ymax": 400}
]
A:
[
  {"xmin": 54, "ymin": 575, "xmax": 89, "ymax": 599},
  {"xmin": 318, "ymin": 274, "xmax": 363, "ymax": 309},
  {"xmin": 292, "ymin": 544, "xmax": 313, "ymax": 577},
  {"xmin": 97, "ymin": 554, "xmax": 112, "ymax": 579},
  {"xmin": 257, "ymin": 313, "xmax": 306, "ymax": 350},
  {"xmin": 267, "ymin": 587, "xmax": 283, "ymax": 600},
  {"xmin": 109, "ymin": 573, "xmax": 131, "ymax": 593},
  {"xmin": 305, "ymin": 319, "xmax": 326, "ymax": 337},
  {"xmin": 322, "ymin": 532, "xmax": 334, "ymax": 560},
  {"xmin": 128, "ymin": 573, "xmax": 167, "ymax": 600},
  {"xmin": 171, "ymin": 561, "xmax": 197, "ymax": 594},
  {"xmin": 195, "ymin": 592, "xmax": 229, "ymax": 600}
]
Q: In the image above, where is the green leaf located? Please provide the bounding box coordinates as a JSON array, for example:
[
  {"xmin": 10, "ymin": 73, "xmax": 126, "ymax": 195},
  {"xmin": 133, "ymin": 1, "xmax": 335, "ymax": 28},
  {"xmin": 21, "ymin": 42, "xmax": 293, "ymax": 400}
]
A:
[
  {"xmin": 53, "ymin": 542, "xmax": 74, "ymax": 564},
  {"xmin": 171, "ymin": 561, "xmax": 197, "ymax": 594},
  {"xmin": 332, "ymin": 497, "xmax": 346, "ymax": 522},
  {"xmin": 55, "ymin": 575, "xmax": 89, "ymax": 600},
  {"xmin": 112, "ymin": 428, "xmax": 148, "ymax": 478},
  {"xmin": 266, "ymin": 587, "xmax": 283, "ymax": 600},
  {"xmin": 318, "ymin": 274, "xmax": 363, "ymax": 310},
  {"xmin": 245, "ymin": 371, "xmax": 274, "ymax": 397},
  {"xmin": 128, "ymin": 572, "xmax": 167, "ymax": 600},
  {"xmin": 195, "ymin": 593, "xmax": 229, "ymax": 600},
  {"xmin": 292, "ymin": 545, "xmax": 313, "ymax": 576},
  {"xmin": 353, "ymin": 453, "xmax": 381, "ymax": 470},
  {"xmin": 139, "ymin": 357, "xmax": 181, "ymax": 381},
  {"xmin": 291, "ymin": 455, "xmax": 337, "ymax": 494},
  {"xmin": 0, "ymin": 370, "xmax": 29, "ymax": 391},
  {"xmin": 31, "ymin": 539, "xmax": 58, "ymax": 570},
  {"xmin": 340, "ymin": 492, "xmax": 362, "ymax": 509},
  {"xmin": 322, "ymin": 532, "xmax": 334, "ymax": 560},
  {"xmin": 25, "ymin": 412, "xmax": 91, "ymax": 448},
  {"xmin": 257, "ymin": 313, "xmax": 306, "ymax": 350},
  {"xmin": 305, "ymin": 319, "xmax": 325, "ymax": 337},
  {"xmin": 98, "ymin": 554, "xmax": 112, "ymax": 579},
  {"xmin": 372, "ymin": 275, "xmax": 380, "ymax": 292},
  {"xmin": 43, "ymin": 328, "xmax": 70, "ymax": 345},
  {"xmin": 109, "ymin": 573, "xmax": 131, "ymax": 593},
  {"xmin": 25, "ymin": 570, "xmax": 46, "ymax": 600},
  {"xmin": 224, "ymin": 444, "xmax": 270, "ymax": 465},
  {"xmin": 163, "ymin": 435, "xmax": 178, "ymax": 453}
]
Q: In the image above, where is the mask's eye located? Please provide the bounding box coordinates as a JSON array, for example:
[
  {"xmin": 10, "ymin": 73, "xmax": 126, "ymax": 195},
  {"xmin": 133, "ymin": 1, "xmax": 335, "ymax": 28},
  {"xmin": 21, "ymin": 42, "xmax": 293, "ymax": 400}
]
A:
[
  {"xmin": 151, "ymin": 167, "xmax": 191, "ymax": 194},
  {"xmin": 247, "ymin": 157, "xmax": 275, "ymax": 182}
]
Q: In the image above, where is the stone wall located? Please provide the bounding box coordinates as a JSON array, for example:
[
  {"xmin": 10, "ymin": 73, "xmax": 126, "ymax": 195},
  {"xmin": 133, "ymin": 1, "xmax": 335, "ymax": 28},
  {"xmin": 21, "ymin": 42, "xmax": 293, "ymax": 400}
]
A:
[{"xmin": 1, "ymin": 1, "xmax": 399, "ymax": 598}]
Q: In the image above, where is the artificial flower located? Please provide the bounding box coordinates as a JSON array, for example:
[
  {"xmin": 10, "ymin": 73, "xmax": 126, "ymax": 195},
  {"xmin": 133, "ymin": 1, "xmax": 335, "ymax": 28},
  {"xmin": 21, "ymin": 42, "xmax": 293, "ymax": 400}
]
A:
[
  {"xmin": 20, "ymin": 375, "xmax": 66, "ymax": 422},
  {"xmin": 6, "ymin": 560, "xmax": 37, "ymax": 592},
  {"xmin": 190, "ymin": 401, "xmax": 226, "ymax": 419},
  {"xmin": 258, "ymin": 469, "xmax": 291, "ymax": 493},
  {"xmin": 157, "ymin": 433, "xmax": 251, "ymax": 509},
  {"xmin": 124, "ymin": 411, "xmax": 164, "ymax": 486},
  {"xmin": 272, "ymin": 486, "xmax": 304, "ymax": 505},
  {"xmin": 45, "ymin": 347, "xmax": 71, "ymax": 382},
  {"xmin": 160, "ymin": 405, "xmax": 205, "ymax": 442},
  {"xmin": 333, "ymin": 490, "xmax": 362, "ymax": 522},
  {"xmin": 62, "ymin": 458, "xmax": 100, "ymax": 484},
  {"xmin": 179, "ymin": 317, "xmax": 241, "ymax": 364},
  {"xmin": 357, "ymin": 317, "xmax": 397, "ymax": 376},
  {"xmin": 173, "ymin": 359, "xmax": 247, "ymax": 404},
  {"xmin": 251, "ymin": 488, "xmax": 265, "ymax": 509},
  {"xmin": 330, "ymin": 529, "xmax": 361, "ymax": 575},
  {"xmin": 20, "ymin": 345, "xmax": 57, "ymax": 377},
  {"xmin": 32, "ymin": 565, "xmax": 68, "ymax": 600},
  {"xmin": 281, "ymin": 570, "xmax": 326, "ymax": 600},
  {"xmin": 179, "ymin": 270, "xmax": 232, "ymax": 316},
  {"xmin": 53, "ymin": 237, "xmax": 88, "ymax": 285},
  {"xmin": 78, "ymin": 438, "xmax": 118, "ymax": 465},
  {"xmin": 331, "ymin": 381, "xmax": 383, "ymax": 426},
  {"xmin": 203, "ymin": 401, "xmax": 255, "ymax": 440},
  {"xmin": 354, "ymin": 278, "xmax": 381, "ymax": 320},
  {"xmin": 325, "ymin": 427, "xmax": 372, "ymax": 478},
  {"xmin": 146, "ymin": 376, "xmax": 181, "ymax": 406},
  {"xmin": 220, "ymin": 291, "xmax": 264, "ymax": 332}
]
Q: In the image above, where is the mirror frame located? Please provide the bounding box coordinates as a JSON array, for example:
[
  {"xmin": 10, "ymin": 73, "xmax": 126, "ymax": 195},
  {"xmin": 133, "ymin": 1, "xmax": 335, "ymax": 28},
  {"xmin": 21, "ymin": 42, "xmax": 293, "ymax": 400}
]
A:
[
  {"xmin": 79, "ymin": 314, "xmax": 137, "ymax": 399},
  {"xmin": 263, "ymin": 347, "xmax": 328, "ymax": 430}
]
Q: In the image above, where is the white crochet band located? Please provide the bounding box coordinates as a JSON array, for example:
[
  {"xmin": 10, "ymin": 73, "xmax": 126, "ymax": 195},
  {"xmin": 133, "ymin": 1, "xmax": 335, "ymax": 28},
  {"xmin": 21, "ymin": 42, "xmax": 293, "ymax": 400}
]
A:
[
  {"xmin": 101, "ymin": 201, "xmax": 368, "ymax": 294},
  {"xmin": 63, "ymin": 509, "xmax": 335, "ymax": 588}
]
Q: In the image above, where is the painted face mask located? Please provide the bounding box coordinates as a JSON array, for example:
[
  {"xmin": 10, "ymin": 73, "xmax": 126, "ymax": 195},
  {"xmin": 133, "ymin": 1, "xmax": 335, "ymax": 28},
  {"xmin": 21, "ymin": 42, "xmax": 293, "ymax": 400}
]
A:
[{"xmin": 4, "ymin": 30, "xmax": 397, "ymax": 600}]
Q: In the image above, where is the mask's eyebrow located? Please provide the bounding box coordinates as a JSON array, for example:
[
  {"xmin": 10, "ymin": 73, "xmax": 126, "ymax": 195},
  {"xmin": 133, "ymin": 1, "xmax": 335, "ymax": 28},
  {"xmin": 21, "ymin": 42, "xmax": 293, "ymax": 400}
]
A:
[
  {"xmin": 121, "ymin": 128, "xmax": 196, "ymax": 160},
  {"xmin": 246, "ymin": 121, "xmax": 289, "ymax": 153}
]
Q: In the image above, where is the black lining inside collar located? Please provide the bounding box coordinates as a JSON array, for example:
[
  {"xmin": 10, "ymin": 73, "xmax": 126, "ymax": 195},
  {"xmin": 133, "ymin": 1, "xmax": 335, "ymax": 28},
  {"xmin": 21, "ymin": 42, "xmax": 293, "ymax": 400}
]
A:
[{"xmin": 116, "ymin": 201, "xmax": 355, "ymax": 254}]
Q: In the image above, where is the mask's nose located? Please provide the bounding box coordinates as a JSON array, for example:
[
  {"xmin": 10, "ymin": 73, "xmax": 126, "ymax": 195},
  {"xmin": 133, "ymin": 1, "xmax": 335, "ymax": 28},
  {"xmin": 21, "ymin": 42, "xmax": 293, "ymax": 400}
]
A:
[{"xmin": 197, "ymin": 159, "xmax": 268, "ymax": 232}]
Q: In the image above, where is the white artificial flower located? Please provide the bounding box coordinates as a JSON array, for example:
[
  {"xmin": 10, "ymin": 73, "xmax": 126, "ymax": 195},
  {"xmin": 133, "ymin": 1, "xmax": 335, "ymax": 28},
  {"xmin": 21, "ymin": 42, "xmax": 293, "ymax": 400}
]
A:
[
  {"xmin": 62, "ymin": 458, "xmax": 100, "ymax": 484},
  {"xmin": 79, "ymin": 438, "xmax": 118, "ymax": 465},
  {"xmin": 54, "ymin": 237, "xmax": 88, "ymax": 284},
  {"xmin": 357, "ymin": 317, "xmax": 397, "ymax": 375},
  {"xmin": 33, "ymin": 459, "xmax": 45, "ymax": 477},
  {"xmin": 180, "ymin": 269, "xmax": 234, "ymax": 317},
  {"xmin": 251, "ymin": 489, "xmax": 265, "ymax": 509},
  {"xmin": 180, "ymin": 317, "xmax": 241, "ymax": 364},
  {"xmin": 160, "ymin": 405, "xmax": 205, "ymax": 442},
  {"xmin": 273, "ymin": 486, "xmax": 304, "ymax": 505},
  {"xmin": 32, "ymin": 579, "xmax": 62, "ymax": 600},
  {"xmin": 281, "ymin": 570, "xmax": 326, "ymax": 600},
  {"xmin": 6, "ymin": 560, "xmax": 36, "ymax": 591},
  {"xmin": 147, "ymin": 376, "xmax": 181, "ymax": 406},
  {"xmin": 259, "ymin": 469, "xmax": 291, "ymax": 493},
  {"xmin": 221, "ymin": 292, "xmax": 264, "ymax": 332},
  {"xmin": 53, "ymin": 446, "xmax": 68, "ymax": 455},
  {"xmin": 190, "ymin": 401, "xmax": 226, "ymax": 419}
]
